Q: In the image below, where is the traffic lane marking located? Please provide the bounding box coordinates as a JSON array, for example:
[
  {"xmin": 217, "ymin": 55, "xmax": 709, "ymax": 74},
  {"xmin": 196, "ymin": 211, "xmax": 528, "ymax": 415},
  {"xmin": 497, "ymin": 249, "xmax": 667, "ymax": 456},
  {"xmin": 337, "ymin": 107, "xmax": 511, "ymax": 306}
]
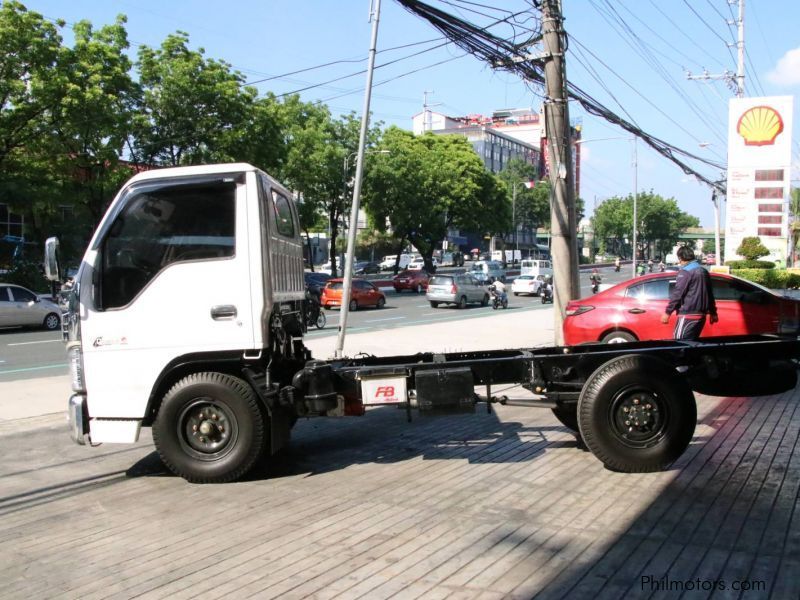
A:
[
  {"xmin": 7, "ymin": 339, "xmax": 63, "ymax": 347},
  {"xmin": 365, "ymin": 317, "xmax": 406, "ymax": 323}
]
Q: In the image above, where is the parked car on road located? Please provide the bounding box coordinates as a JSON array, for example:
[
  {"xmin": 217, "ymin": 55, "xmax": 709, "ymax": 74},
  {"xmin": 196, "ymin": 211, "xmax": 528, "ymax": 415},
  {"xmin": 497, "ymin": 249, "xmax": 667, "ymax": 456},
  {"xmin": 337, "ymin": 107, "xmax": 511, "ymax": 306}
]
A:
[
  {"xmin": 426, "ymin": 274, "xmax": 489, "ymax": 309},
  {"xmin": 469, "ymin": 260, "xmax": 506, "ymax": 284},
  {"xmin": 0, "ymin": 283, "xmax": 61, "ymax": 330},
  {"xmin": 563, "ymin": 271, "xmax": 800, "ymax": 345},
  {"xmin": 511, "ymin": 274, "xmax": 548, "ymax": 296},
  {"xmin": 393, "ymin": 269, "xmax": 430, "ymax": 293},
  {"xmin": 321, "ymin": 278, "xmax": 386, "ymax": 311},
  {"xmin": 354, "ymin": 261, "xmax": 381, "ymax": 275}
]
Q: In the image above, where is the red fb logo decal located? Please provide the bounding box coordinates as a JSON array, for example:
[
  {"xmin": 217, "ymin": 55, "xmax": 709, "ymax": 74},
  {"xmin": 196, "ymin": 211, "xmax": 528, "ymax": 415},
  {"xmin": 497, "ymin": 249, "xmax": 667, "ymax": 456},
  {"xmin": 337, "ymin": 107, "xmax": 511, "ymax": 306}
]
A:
[{"xmin": 375, "ymin": 386, "xmax": 395, "ymax": 398}]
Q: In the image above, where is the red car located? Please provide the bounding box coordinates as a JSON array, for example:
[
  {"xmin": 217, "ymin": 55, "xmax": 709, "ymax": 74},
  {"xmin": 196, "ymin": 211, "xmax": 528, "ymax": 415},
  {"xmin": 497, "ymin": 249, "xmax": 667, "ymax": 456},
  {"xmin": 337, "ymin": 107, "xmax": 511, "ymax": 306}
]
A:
[
  {"xmin": 564, "ymin": 272, "xmax": 800, "ymax": 345},
  {"xmin": 393, "ymin": 269, "xmax": 430, "ymax": 293},
  {"xmin": 321, "ymin": 278, "xmax": 386, "ymax": 311}
]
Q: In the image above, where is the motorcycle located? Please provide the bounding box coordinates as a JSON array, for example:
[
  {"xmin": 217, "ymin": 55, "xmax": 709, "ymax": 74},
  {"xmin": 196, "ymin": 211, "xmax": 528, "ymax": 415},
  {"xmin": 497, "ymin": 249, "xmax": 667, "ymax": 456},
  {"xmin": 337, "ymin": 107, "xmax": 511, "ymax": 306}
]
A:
[
  {"xmin": 488, "ymin": 285, "xmax": 508, "ymax": 310},
  {"xmin": 540, "ymin": 283, "xmax": 553, "ymax": 304},
  {"xmin": 304, "ymin": 291, "xmax": 326, "ymax": 329},
  {"xmin": 590, "ymin": 277, "xmax": 601, "ymax": 294}
]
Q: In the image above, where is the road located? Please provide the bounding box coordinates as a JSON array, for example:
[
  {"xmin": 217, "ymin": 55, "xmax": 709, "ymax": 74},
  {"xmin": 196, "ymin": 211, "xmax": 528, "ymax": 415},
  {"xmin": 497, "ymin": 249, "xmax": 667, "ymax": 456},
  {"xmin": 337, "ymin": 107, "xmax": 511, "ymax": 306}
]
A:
[{"xmin": 0, "ymin": 266, "xmax": 633, "ymax": 381}]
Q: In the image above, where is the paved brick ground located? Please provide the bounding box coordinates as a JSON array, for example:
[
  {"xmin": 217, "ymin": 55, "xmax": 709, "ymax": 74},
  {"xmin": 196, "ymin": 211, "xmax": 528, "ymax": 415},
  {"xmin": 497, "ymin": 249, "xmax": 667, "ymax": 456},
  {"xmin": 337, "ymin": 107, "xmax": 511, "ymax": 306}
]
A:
[{"xmin": 1, "ymin": 386, "xmax": 798, "ymax": 599}]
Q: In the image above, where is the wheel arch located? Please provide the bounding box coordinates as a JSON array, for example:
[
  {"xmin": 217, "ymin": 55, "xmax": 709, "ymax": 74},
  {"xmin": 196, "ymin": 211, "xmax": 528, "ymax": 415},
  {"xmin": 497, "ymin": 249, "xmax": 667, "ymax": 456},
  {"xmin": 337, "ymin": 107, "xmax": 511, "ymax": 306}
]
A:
[
  {"xmin": 143, "ymin": 351, "xmax": 253, "ymax": 426},
  {"xmin": 598, "ymin": 326, "xmax": 638, "ymax": 343}
]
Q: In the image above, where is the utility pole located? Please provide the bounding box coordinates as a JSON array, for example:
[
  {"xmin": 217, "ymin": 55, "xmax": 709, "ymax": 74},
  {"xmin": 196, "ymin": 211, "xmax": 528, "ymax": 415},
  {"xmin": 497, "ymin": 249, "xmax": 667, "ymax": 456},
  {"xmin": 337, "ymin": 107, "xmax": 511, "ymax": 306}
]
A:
[
  {"xmin": 685, "ymin": 0, "xmax": 744, "ymax": 97},
  {"xmin": 541, "ymin": 0, "xmax": 579, "ymax": 345},
  {"xmin": 335, "ymin": 0, "xmax": 381, "ymax": 358},
  {"xmin": 422, "ymin": 90, "xmax": 440, "ymax": 132}
]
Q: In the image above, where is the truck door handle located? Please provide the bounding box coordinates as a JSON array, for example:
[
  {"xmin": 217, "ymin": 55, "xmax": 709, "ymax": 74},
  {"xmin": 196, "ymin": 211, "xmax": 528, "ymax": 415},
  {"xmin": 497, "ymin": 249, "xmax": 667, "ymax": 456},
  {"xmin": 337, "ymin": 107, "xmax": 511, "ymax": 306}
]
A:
[
  {"xmin": 211, "ymin": 305, "xmax": 237, "ymax": 320},
  {"xmin": 628, "ymin": 308, "xmax": 646, "ymax": 314}
]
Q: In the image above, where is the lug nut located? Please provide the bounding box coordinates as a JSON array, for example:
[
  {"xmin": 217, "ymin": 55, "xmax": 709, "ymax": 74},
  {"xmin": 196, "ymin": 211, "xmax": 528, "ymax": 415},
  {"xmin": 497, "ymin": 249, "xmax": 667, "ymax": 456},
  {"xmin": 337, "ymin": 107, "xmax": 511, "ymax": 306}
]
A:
[
  {"xmin": 623, "ymin": 407, "xmax": 629, "ymax": 413},
  {"xmin": 212, "ymin": 414, "xmax": 218, "ymax": 420},
  {"xmin": 199, "ymin": 437, "xmax": 205, "ymax": 443},
  {"xmin": 192, "ymin": 425, "xmax": 198, "ymax": 432},
  {"xmin": 633, "ymin": 398, "xmax": 640, "ymax": 405}
]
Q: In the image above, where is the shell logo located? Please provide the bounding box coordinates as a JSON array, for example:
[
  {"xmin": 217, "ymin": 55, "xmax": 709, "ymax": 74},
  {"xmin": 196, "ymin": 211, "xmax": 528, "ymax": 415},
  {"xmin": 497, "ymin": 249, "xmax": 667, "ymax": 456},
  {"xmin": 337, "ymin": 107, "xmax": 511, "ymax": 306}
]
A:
[{"xmin": 737, "ymin": 105, "xmax": 784, "ymax": 146}]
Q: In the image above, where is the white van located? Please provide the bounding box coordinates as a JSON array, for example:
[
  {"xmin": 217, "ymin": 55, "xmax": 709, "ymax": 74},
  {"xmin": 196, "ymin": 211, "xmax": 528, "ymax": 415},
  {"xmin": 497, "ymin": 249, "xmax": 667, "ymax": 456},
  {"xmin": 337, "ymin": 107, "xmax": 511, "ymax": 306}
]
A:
[
  {"xmin": 520, "ymin": 259, "xmax": 553, "ymax": 278},
  {"xmin": 379, "ymin": 253, "xmax": 415, "ymax": 271}
]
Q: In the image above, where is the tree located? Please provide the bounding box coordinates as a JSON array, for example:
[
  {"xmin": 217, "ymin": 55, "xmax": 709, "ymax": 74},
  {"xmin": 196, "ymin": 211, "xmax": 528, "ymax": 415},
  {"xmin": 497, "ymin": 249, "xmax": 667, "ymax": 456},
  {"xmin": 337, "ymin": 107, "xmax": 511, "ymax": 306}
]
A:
[
  {"xmin": 736, "ymin": 236, "xmax": 769, "ymax": 261},
  {"xmin": 362, "ymin": 128, "xmax": 506, "ymax": 273},
  {"xmin": 789, "ymin": 188, "xmax": 800, "ymax": 266},
  {"xmin": 131, "ymin": 31, "xmax": 256, "ymax": 166},
  {"xmin": 497, "ymin": 158, "xmax": 549, "ymax": 262},
  {"xmin": 593, "ymin": 191, "xmax": 699, "ymax": 259}
]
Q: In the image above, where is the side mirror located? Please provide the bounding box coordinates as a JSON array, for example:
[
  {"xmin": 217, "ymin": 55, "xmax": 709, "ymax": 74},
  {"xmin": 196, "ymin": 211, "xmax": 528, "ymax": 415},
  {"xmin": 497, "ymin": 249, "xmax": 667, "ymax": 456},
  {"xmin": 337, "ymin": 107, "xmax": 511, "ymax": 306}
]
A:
[{"xmin": 44, "ymin": 237, "xmax": 60, "ymax": 282}]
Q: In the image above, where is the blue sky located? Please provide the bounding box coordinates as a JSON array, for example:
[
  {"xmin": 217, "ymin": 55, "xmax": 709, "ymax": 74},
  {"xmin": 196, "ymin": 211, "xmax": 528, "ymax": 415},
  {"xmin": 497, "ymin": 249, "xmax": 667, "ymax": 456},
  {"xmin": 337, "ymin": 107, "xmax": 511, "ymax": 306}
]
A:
[{"xmin": 23, "ymin": 0, "xmax": 800, "ymax": 228}]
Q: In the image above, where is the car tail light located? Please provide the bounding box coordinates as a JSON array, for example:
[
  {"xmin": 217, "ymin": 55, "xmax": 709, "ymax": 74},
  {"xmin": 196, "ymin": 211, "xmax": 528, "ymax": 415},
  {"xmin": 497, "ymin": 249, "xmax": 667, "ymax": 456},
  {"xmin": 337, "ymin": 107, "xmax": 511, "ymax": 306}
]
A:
[
  {"xmin": 450, "ymin": 284, "xmax": 458, "ymax": 294},
  {"xmin": 565, "ymin": 303, "xmax": 594, "ymax": 317}
]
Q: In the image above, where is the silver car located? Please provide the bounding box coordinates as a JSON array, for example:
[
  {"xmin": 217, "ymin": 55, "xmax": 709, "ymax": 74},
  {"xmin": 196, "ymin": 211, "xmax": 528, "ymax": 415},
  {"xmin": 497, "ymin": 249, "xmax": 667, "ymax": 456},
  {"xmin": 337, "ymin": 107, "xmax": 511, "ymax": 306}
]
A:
[
  {"xmin": 426, "ymin": 274, "xmax": 489, "ymax": 309},
  {"xmin": 0, "ymin": 283, "xmax": 61, "ymax": 330},
  {"xmin": 469, "ymin": 260, "xmax": 506, "ymax": 284}
]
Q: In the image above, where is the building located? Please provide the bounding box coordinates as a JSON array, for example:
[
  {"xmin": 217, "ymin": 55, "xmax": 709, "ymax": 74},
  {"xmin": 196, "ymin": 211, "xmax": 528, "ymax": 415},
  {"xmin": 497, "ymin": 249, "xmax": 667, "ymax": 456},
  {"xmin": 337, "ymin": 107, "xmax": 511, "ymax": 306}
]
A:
[{"xmin": 411, "ymin": 106, "xmax": 582, "ymax": 255}]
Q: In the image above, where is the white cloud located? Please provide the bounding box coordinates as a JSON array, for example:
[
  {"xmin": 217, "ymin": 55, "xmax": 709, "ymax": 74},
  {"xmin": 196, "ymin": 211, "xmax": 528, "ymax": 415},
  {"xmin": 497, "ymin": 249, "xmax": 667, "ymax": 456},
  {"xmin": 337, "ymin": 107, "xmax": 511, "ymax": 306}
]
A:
[{"xmin": 766, "ymin": 47, "xmax": 800, "ymax": 86}]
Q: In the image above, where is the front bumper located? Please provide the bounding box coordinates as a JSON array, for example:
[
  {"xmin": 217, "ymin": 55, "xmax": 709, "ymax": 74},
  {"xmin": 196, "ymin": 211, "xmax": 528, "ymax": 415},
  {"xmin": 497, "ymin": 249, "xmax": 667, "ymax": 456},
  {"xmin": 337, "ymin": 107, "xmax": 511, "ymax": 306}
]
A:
[{"xmin": 68, "ymin": 394, "xmax": 89, "ymax": 445}]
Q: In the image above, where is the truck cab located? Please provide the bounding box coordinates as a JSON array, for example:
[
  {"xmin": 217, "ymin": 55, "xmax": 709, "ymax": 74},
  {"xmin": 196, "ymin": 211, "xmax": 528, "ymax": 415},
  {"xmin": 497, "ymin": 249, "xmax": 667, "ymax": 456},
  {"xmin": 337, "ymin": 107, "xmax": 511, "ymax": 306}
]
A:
[{"xmin": 54, "ymin": 164, "xmax": 306, "ymax": 465}]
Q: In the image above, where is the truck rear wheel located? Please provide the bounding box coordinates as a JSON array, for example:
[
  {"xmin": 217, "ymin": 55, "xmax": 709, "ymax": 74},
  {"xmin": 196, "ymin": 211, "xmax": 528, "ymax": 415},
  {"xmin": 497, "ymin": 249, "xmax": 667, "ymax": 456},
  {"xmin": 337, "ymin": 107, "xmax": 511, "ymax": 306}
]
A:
[
  {"xmin": 153, "ymin": 372, "xmax": 266, "ymax": 483},
  {"xmin": 577, "ymin": 354, "xmax": 696, "ymax": 473}
]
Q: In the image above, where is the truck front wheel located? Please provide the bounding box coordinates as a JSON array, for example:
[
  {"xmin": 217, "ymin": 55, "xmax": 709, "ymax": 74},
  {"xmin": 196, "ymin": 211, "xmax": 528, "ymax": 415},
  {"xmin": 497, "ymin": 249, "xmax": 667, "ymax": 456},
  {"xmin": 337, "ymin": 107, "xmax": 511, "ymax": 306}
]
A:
[
  {"xmin": 153, "ymin": 372, "xmax": 266, "ymax": 483},
  {"xmin": 577, "ymin": 354, "xmax": 696, "ymax": 473}
]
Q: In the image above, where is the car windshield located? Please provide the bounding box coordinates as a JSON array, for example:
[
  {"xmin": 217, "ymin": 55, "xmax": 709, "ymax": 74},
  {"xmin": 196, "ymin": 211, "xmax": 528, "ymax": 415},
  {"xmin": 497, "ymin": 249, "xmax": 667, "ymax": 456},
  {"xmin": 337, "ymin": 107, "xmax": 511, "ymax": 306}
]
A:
[{"xmin": 326, "ymin": 282, "xmax": 343, "ymax": 290}]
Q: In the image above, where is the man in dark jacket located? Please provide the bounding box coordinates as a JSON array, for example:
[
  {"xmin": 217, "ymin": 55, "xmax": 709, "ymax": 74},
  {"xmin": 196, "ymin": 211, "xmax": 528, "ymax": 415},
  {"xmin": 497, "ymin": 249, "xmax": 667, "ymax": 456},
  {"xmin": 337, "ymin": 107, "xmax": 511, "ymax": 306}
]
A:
[{"xmin": 661, "ymin": 246, "xmax": 718, "ymax": 340}]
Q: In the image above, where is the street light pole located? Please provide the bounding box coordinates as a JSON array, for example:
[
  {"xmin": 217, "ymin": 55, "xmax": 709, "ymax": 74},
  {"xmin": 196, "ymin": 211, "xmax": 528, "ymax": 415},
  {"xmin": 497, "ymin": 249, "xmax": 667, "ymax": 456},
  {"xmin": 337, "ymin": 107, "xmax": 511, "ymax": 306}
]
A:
[{"xmin": 572, "ymin": 136, "xmax": 638, "ymax": 277}]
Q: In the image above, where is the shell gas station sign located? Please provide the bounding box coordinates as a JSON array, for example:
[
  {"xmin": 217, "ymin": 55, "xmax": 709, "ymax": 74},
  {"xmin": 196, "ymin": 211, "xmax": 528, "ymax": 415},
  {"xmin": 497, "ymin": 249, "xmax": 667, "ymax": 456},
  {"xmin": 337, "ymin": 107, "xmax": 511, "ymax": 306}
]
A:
[{"xmin": 725, "ymin": 96, "xmax": 793, "ymax": 263}]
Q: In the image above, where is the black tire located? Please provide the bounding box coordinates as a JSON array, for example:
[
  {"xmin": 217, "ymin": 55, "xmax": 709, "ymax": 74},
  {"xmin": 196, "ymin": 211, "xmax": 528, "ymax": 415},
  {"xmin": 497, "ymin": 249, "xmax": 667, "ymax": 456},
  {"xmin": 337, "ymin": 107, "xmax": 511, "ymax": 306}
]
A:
[
  {"xmin": 458, "ymin": 296, "xmax": 467, "ymax": 309},
  {"xmin": 600, "ymin": 331, "xmax": 636, "ymax": 344},
  {"xmin": 429, "ymin": 301, "xmax": 439, "ymax": 308},
  {"xmin": 376, "ymin": 297, "xmax": 385, "ymax": 309},
  {"xmin": 513, "ymin": 292, "xmax": 519, "ymax": 296},
  {"xmin": 481, "ymin": 294, "xmax": 489, "ymax": 307},
  {"xmin": 43, "ymin": 312, "xmax": 60, "ymax": 331},
  {"xmin": 349, "ymin": 299, "xmax": 358, "ymax": 312},
  {"xmin": 551, "ymin": 405, "xmax": 579, "ymax": 432},
  {"xmin": 541, "ymin": 295, "xmax": 546, "ymax": 304},
  {"xmin": 492, "ymin": 300, "xmax": 498, "ymax": 310},
  {"xmin": 577, "ymin": 354, "xmax": 696, "ymax": 473},
  {"xmin": 152, "ymin": 372, "xmax": 267, "ymax": 483},
  {"xmin": 414, "ymin": 284, "xmax": 421, "ymax": 293},
  {"xmin": 315, "ymin": 311, "xmax": 326, "ymax": 329}
]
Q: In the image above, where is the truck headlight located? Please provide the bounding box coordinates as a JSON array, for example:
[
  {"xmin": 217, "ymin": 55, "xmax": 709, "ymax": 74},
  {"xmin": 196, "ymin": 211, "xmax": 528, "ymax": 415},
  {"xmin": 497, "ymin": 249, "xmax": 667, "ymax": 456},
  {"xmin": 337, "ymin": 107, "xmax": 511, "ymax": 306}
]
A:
[{"xmin": 67, "ymin": 343, "xmax": 85, "ymax": 393}]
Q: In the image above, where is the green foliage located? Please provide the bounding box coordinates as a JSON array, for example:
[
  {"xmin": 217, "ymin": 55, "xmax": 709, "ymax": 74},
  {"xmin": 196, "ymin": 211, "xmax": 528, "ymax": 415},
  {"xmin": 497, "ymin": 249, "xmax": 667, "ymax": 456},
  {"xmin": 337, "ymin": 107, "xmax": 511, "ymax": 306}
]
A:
[
  {"xmin": 362, "ymin": 128, "xmax": 505, "ymax": 270},
  {"xmin": 1, "ymin": 260, "xmax": 48, "ymax": 292},
  {"xmin": 725, "ymin": 259, "xmax": 775, "ymax": 269},
  {"xmin": 735, "ymin": 236, "xmax": 770, "ymax": 261},
  {"xmin": 593, "ymin": 191, "xmax": 700, "ymax": 259},
  {"xmin": 732, "ymin": 269, "xmax": 800, "ymax": 289}
]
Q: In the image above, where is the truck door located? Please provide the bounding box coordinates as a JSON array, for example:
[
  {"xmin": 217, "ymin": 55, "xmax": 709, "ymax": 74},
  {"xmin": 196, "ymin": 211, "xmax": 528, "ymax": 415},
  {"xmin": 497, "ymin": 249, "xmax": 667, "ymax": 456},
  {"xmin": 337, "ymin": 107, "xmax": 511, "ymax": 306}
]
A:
[{"xmin": 79, "ymin": 175, "xmax": 255, "ymax": 419}]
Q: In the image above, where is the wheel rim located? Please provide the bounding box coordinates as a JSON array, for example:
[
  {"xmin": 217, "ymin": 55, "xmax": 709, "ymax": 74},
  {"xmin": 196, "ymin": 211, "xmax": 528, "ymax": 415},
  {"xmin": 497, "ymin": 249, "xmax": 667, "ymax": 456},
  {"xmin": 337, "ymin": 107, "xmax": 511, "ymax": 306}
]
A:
[
  {"xmin": 45, "ymin": 314, "xmax": 59, "ymax": 330},
  {"xmin": 177, "ymin": 398, "xmax": 239, "ymax": 460},
  {"xmin": 316, "ymin": 313, "xmax": 326, "ymax": 328},
  {"xmin": 459, "ymin": 297, "xmax": 466, "ymax": 309},
  {"xmin": 607, "ymin": 385, "xmax": 668, "ymax": 448},
  {"xmin": 349, "ymin": 300, "xmax": 357, "ymax": 311},
  {"xmin": 606, "ymin": 335, "xmax": 631, "ymax": 344}
]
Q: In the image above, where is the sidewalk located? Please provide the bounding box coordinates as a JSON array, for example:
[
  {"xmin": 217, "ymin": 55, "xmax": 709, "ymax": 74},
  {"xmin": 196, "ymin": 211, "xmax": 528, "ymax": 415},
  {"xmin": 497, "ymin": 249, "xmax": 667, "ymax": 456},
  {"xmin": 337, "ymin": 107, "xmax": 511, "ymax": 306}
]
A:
[{"xmin": 1, "ymin": 308, "xmax": 556, "ymax": 422}]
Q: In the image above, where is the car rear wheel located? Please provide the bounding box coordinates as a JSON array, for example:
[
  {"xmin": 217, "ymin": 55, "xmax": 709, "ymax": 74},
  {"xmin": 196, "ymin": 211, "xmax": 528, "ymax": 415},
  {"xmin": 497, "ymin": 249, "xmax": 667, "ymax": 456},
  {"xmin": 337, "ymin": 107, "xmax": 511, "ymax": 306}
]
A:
[
  {"xmin": 481, "ymin": 294, "xmax": 489, "ymax": 307},
  {"xmin": 43, "ymin": 312, "xmax": 60, "ymax": 331},
  {"xmin": 414, "ymin": 284, "xmax": 421, "ymax": 293},
  {"xmin": 458, "ymin": 296, "xmax": 467, "ymax": 309},
  {"xmin": 376, "ymin": 297, "xmax": 385, "ymax": 309},
  {"xmin": 601, "ymin": 331, "xmax": 636, "ymax": 344},
  {"xmin": 430, "ymin": 301, "xmax": 439, "ymax": 308},
  {"xmin": 513, "ymin": 292, "xmax": 519, "ymax": 296},
  {"xmin": 349, "ymin": 299, "xmax": 358, "ymax": 312}
]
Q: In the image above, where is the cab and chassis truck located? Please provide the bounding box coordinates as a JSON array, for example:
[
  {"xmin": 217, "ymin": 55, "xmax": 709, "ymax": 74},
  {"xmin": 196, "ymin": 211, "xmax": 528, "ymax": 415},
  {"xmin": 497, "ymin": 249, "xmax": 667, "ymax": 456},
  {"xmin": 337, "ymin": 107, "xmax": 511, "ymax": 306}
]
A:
[{"xmin": 47, "ymin": 163, "xmax": 800, "ymax": 483}]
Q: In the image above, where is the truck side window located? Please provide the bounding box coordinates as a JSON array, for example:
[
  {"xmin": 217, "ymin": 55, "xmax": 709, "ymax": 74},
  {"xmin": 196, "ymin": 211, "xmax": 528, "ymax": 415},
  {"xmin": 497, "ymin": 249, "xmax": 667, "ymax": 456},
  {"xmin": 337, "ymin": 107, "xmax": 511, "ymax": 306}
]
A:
[
  {"xmin": 100, "ymin": 181, "xmax": 236, "ymax": 309},
  {"xmin": 272, "ymin": 190, "xmax": 294, "ymax": 237}
]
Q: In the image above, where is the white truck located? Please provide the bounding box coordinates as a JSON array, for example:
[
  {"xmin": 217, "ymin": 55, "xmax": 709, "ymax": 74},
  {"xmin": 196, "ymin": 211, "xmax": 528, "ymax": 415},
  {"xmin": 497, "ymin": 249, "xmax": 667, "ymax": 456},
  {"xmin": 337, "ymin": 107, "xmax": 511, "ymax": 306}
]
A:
[{"xmin": 47, "ymin": 163, "xmax": 800, "ymax": 484}]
